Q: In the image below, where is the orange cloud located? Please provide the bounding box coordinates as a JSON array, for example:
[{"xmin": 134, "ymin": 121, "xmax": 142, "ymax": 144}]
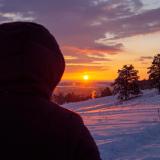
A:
[{"xmin": 62, "ymin": 45, "xmax": 121, "ymax": 55}]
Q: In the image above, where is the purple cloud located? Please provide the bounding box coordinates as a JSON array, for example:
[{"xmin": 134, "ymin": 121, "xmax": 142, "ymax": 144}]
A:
[{"xmin": 0, "ymin": 0, "xmax": 159, "ymax": 59}]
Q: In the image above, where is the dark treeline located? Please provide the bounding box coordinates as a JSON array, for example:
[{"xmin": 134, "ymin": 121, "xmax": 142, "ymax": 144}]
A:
[
  {"xmin": 138, "ymin": 79, "xmax": 152, "ymax": 90},
  {"xmin": 52, "ymin": 87, "xmax": 112, "ymax": 105},
  {"xmin": 53, "ymin": 79, "xmax": 153, "ymax": 104},
  {"xmin": 52, "ymin": 92, "xmax": 90, "ymax": 105}
]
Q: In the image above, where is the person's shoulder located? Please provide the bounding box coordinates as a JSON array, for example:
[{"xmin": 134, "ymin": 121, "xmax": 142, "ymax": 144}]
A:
[
  {"xmin": 28, "ymin": 96, "xmax": 84, "ymax": 127},
  {"xmin": 45, "ymin": 99, "xmax": 83, "ymax": 124}
]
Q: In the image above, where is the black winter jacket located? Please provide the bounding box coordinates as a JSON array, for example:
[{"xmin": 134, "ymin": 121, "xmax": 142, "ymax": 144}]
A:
[{"xmin": 0, "ymin": 22, "xmax": 101, "ymax": 160}]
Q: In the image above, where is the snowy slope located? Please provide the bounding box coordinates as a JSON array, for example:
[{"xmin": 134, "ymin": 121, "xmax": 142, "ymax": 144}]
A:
[{"xmin": 63, "ymin": 89, "xmax": 160, "ymax": 160}]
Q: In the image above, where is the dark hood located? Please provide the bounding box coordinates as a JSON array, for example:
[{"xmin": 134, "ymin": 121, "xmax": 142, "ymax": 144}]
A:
[{"xmin": 0, "ymin": 22, "xmax": 65, "ymax": 99}]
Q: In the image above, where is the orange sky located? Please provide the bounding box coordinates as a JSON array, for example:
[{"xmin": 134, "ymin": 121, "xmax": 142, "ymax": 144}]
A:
[{"xmin": 62, "ymin": 32, "xmax": 160, "ymax": 81}]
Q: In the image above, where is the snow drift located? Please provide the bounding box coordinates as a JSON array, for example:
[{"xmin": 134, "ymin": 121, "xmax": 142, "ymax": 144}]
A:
[{"xmin": 63, "ymin": 89, "xmax": 160, "ymax": 160}]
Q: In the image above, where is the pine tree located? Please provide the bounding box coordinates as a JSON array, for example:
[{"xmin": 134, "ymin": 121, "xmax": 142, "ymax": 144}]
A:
[
  {"xmin": 112, "ymin": 65, "xmax": 141, "ymax": 100},
  {"xmin": 148, "ymin": 54, "xmax": 160, "ymax": 93}
]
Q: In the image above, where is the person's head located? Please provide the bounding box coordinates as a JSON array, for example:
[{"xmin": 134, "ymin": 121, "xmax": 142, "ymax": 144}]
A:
[{"xmin": 0, "ymin": 21, "xmax": 65, "ymax": 99}]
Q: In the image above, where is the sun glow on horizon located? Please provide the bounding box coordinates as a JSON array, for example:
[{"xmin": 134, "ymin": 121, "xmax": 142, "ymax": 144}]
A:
[{"xmin": 83, "ymin": 74, "xmax": 89, "ymax": 81}]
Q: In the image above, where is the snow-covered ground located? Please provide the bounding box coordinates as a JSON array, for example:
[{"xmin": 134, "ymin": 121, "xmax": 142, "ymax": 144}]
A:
[{"xmin": 63, "ymin": 89, "xmax": 160, "ymax": 160}]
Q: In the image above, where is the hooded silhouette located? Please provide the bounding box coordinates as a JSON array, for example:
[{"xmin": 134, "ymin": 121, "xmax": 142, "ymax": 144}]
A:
[{"xmin": 0, "ymin": 22, "xmax": 101, "ymax": 160}]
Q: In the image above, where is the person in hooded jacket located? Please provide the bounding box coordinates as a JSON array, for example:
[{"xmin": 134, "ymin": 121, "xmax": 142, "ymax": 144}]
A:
[{"xmin": 0, "ymin": 22, "xmax": 101, "ymax": 160}]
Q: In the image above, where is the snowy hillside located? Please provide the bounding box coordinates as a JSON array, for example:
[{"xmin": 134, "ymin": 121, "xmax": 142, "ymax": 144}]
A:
[{"xmin": 63, "ymin": 89, "xmax": 160, "ymax": 160}]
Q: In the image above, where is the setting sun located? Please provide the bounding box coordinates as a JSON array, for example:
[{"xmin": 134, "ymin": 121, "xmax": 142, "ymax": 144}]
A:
[{"xmin": 83, "ymin": 74, "xmax": 89, "ymax": 81}]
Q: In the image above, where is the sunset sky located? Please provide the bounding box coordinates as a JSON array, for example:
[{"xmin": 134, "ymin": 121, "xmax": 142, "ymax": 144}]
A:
[{"xmin": 0, "ymin": 0, "xmax": 160, "ymax": 81}]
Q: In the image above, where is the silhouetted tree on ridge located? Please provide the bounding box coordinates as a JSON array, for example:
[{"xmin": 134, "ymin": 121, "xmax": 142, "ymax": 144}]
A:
[
  {"xmin": 112, "ymin": 64, "xmax": 141, "ymax": 101},
  {"xmin": 148, "ymin": 54, "xmax": 160, "ymax": 93}
]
